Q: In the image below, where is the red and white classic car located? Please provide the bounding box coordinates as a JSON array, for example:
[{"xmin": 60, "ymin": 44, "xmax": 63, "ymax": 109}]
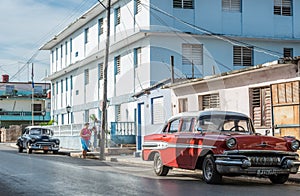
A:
[{"xmin": 142, "ymin": 110, "xmax": 300, "ymax": 184}]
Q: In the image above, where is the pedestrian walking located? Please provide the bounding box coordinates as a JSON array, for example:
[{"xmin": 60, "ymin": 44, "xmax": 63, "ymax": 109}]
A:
[{"xmin": 80, "ymin": 122, "xmax": 95, "ymax": 158}]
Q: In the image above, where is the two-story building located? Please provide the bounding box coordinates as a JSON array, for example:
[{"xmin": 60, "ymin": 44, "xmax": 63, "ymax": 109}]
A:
[{"xmin": 41, "ymin": 0, "xmax": 300, "ymax": 150}]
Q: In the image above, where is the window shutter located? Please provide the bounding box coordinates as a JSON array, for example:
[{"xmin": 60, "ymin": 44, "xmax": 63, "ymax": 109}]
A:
[
  {"xmin": 182, "ymin": 44, "xmax": 203, "ymax": 65},
  {"xmin": 202, "ymin": 94, "xmax": 220, "ymax": 110},
  {"xmin": 152, "ymin": 97, "xmax": 165, "ymax": 124}
]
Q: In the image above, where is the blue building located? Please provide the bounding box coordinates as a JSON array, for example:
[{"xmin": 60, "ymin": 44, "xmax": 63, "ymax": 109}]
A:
[{"xmin": 41, "ymin": 0, "xmax": 300, "ymax": 150}]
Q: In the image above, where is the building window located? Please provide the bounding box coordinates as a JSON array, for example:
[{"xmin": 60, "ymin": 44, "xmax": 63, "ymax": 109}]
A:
[
  {"xmin": 152, "ymin": 97, "xmax": 165, "ymax": 124},
  {"xmin": 70, "ymin": 38, "xmax": 73, "ymax": 53},
  {"xmin": 250, "ymin": 87, "xmax": 271, "ymax": 128},
  {"xmin": 51, "ymin": 51, "xmax": 54, "ymax": 63},
  {"xmin": 114, "ymin": 56, "xmax": 121, "ymax": 75},
  {"xmin": 283, "ymin": 48, "xmax": 293, "ymax": 57},
  {"xmin": 85, "ymin": 110, "xmax": 89, "ymax": 123},
  {"xmin": 61, "ymin": 80, "xmax": 63, "ymax": 93},
  {"xmin": 274, "ymin": 0, "xmax": 292, "ymax": 16},
  {"xmin": 222, "ymin": 0, "xmax": 241, "ymax": 12},
  {"xmin": 65, "ymin": 77, "xmax": 68, "ymax": 92},
  {"xmin": 173, "ymin": 0, "xmax": 194, "ymax": 9},
  {"xmin": 98, "ymin": 18, "xmax": 104, "ymax": 35},
  {"xmin": 56, "ymin": 48, "xmax": 58, "ymax": 61},
  {"xmin": 134, "ymin": 0, "xmax": 142, "ymax": 14},
  {"xmin": 115, "ymin": 105, "xmax": 121, "ymax": 122},
  {"xmin": 115, "ymin": 7, "xmax": 121, "ymax": 26},
  {"xmin": 98, "ymin": 63, "xmax": 104, "ymax": 80},
  {"xmin": 134, "ymin": 47, "xmax": 141, "ymax": 68},
  {"xmin": 84, "ymin": 28, "xmax": 89, "ymax": 44},
  {"xmin": 52, "ymin": 83, "xmax": 55, "ymax": 96},
  {"xmin": 233, "ymin": 46, "xmax": 253, "ymax": 66},
  {"xmin": 65, "ymin": 41, "xmax": 68, "ymax": 55},
  {"xmin": 60, "ymin": 44, "xmax": 63, "ymax": 58},
  {"xmin": 178, "ymin": 98, "xmax": 188, "ymax": 113},
  {"xmin": 199, "ymin": 94, "xmax": 220, "ymax": 110},
  {"xmin": 61, "ymin": 114, "xmax": 65, "ymax": 125},
  {"xmin": 56, "ymin": 81, "xmax": 58, "ymax": 94},
  {"xmin": 84, "ymin": 69, "xmax": 89, "ymax": 85},
  {"xmin": 70, "ymin": 75, "xmax": 73, "ymax": 90},
  {"xmin": 182, "ymin": 44, "xmax": 203, "ymax": 66}
]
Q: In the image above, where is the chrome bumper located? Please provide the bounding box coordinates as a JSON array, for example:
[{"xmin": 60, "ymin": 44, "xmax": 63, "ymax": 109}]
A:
[{"xmin": 214, "ymin": 154, "xmax": 300, "ymax": 175}]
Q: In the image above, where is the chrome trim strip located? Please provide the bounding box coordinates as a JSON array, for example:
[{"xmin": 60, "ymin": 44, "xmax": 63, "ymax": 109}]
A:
[
  {"xmin": 143, "ymin": 141, "xmax": 216, "ymax": 150},
  {"xmin": 224, "ymin": 150, "xmax": 299, "ymax": 156}
]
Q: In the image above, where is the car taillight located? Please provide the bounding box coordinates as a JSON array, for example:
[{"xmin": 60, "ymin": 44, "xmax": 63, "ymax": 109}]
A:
[{"xmin": 226, "ymin": 138, "xmax": 237, "ymax": 149}]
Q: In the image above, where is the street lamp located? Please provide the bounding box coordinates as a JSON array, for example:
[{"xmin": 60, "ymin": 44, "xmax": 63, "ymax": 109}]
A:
[
  {"xmin": 66, "ymin": 105, "xmax": 71, "ymax": 124},
  {"xmin": 41, "ymin": 110, "xmax": 46, "ymax": 122}
]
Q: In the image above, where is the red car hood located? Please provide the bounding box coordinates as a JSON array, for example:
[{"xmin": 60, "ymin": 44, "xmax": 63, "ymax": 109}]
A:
[{"xmin": 232, "ymin": 134, "xmax": 289, "ymax": 151}]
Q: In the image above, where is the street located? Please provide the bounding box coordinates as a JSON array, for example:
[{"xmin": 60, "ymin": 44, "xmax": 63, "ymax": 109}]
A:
[{"xmin": 1, "ymin": 144, "xmax": 300, "ymax": 196}]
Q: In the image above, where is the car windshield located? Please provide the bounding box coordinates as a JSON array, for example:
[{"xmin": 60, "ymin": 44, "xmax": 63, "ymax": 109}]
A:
[
  {"xmin": 198, "ymin": 115, "xmax": 254, "ymax": 134},
  {"xmin": 30, "ymin": 128, "xmax": 52, "ymax": 135}
]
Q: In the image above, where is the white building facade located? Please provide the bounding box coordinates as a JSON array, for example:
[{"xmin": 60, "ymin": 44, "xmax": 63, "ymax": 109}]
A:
[{"xmin": 41, "ymin": 0, "xmax": 300, "ymax": 149}]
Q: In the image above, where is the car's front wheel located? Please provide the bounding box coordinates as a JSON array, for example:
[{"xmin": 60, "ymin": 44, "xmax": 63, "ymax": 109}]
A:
[
  {"xmin": 202, "ymin": 154, "xmax": 222, "ymax": 184},
  {"xmin": 18, "ymin": 145, "xmax": 23, "ymax": 153},
  {"xmin": 269, "ymin": 174, "xmax": 289, "ymax": 184},
  {"xmin": 26, "ymin": 142, "xmax": 32, "ymax": 154},
  {"xmin": 153, "ymin": 153, "xmax": 169, "ymax": 176}
]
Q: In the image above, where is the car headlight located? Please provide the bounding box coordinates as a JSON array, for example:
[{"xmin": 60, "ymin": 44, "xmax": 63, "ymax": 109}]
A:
[
  {"xmin": 226, "ymin": 138, "xmax": 237, "ymax": 149},
  {"xmin": 291, "ymin": 140, "xmax": 300, "ymax": 151}
]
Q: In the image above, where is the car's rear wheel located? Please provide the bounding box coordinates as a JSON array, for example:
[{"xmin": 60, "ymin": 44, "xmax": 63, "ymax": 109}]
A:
[
  {"xmin": 202, "ymin": 154, "xmax": 222, "ymax": 184},
  {"xmin": 53, "ymin": 150, "xmax": 58, "ymax": 154},
  {"xmin": 153, "ymin": 153, "xmax": 169, "ymax": 176},
  {"xmin": 269, "ymin": 174, "xmax": 289, "ymax": 184}
]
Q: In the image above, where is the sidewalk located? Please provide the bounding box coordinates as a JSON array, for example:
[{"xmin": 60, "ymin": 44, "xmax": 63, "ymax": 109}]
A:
[{"xmin": 58, "ymin": 148, "xmax": 300, "ymax": 184}]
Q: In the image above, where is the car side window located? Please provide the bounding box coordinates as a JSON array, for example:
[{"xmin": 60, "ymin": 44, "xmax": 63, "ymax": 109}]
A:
[
  {"xmin": 180, "ymin": 118, "xmax": 196, "ymax": 132},
  {"xmin": 169, "ymin": 119, "xmax": 180, "ymax": 133}
]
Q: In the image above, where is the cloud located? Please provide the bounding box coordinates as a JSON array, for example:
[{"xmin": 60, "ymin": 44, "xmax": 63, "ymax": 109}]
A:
[{"xmin": 0, "ymin": 0, "xmax": 96, "ymax": 81}]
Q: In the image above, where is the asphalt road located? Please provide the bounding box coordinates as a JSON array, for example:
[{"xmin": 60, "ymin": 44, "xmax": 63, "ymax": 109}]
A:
[{"xmin": 1, "ymin": 143, "xmax": 300, "ymax": 196}]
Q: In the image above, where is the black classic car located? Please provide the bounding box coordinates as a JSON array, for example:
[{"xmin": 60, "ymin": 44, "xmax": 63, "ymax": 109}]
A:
[{"xmin": 16, "ymin": 126, "xmax": 60, "ymax": 154}]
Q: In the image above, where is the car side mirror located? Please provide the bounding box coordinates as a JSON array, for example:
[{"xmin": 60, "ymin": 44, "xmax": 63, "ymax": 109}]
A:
[
  {"xmin": 265, "ymin": 129, "xmax": 270, "ymax": 136},
  {"xmin": 197, "ymin": 127, "xmax": 203, "ymax": 134}
]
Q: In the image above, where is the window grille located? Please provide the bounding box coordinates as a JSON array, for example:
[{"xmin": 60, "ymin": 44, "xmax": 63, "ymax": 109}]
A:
[
  {"xmin": 84, "ymin": 69, "xmax": 89, "ymax": 85},
  {"xmin": 250, "ymin": 87, "xmax": 271, "ymax": 127},
  {"xmin": 98, "ymin": 18, "xmax": 103, "ymax": 35},
  {"xmin": 222, "ymin": 0, "xmax": 241, "ymax": 12},
  {"xmin": 201, "ymin": 94, "xmax": 220, "ymax": 110},
  {"xmin": 233, "ymin": 46, "xmax": 253, "ymax": 66},
  {"xmin": 283, "ymin": 48, "xmax": 293, "ymax": 57},
  {"xmin": 173, "ymin": 0, "xmax": 194, "ymax": 9},
  {"xmin": 152, "ymin": 97, "xmax": 165, "ymax": 124},
  {"xmin": 115, "ymin": 7, "xmax": 121, "ymax": 26},
  {"xmin": 274, "ymin": 0, "xmax": 292, "ymax": 16},
  {"xmin": 182, "ymin": 44, "xmax": 203, "ymax": 65},
  {"xmin": 135, "ymin": 0, "xmax": 142, "ymax": 14}
]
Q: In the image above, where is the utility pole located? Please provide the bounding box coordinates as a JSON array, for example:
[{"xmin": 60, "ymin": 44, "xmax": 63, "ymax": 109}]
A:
[
  {"xmin": 31, "ymin": 63, "xmax": 34, "ymax": 126},
  {"xmin": 99, "ymin": 0, "xmax": 111, "ymax": 160}
]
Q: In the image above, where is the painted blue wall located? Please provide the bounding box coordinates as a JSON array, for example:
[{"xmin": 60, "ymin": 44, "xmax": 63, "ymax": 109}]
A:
[{"xmin": 150, "ymin": 0, "xmax": 300, "ymax": 39}]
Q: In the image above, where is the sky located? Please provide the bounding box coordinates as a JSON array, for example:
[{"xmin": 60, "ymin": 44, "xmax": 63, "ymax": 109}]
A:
[{"xmin": 0, "ymin": 0, "xmax": 97, "ymax": 82}]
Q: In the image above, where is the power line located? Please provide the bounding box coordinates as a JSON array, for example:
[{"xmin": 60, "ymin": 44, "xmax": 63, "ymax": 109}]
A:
[{"xmin": 143, "ymin": 3, "xmax": 284, "ymax": 58}]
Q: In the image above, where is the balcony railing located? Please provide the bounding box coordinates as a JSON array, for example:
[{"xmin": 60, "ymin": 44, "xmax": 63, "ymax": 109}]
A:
[{"xmin": 111, "ymin": 122, "xmax": 136, "ymax": 145}]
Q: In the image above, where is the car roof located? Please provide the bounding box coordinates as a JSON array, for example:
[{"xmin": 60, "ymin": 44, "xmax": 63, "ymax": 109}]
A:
[
  {"xmin": 168, "ymin": 110, "xmax": 249, "ymax": 121},
  {"xmin": 25, "ymin": 126, "xmax": 52, "ymax": 130}
]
